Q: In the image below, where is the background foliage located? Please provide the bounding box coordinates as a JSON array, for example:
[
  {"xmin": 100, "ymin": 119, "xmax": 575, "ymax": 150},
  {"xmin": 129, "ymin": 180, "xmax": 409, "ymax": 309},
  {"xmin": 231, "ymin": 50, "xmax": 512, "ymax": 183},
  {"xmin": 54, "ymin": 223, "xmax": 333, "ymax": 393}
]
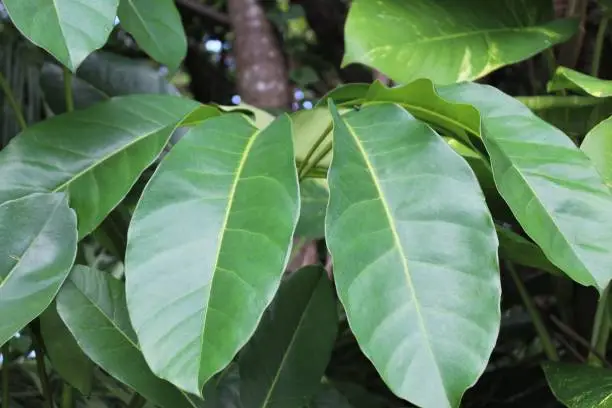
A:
[{"xmin": 2, "ymin": 0, "xmax": 612, "ymax": 408}]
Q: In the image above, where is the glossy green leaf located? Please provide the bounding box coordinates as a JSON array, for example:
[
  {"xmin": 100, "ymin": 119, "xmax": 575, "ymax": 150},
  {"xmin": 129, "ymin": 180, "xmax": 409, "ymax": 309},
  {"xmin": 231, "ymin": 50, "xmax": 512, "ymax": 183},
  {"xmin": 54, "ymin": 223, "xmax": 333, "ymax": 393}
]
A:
[
  {"xmin": 56, "ymin": 265, "xmax": 199, "ymax": 408},
  {"xmin": 295, "ymin": 179, "xmax": 329, "ymax": 240},
  {"xmin": 125, "ymin": 114, "xmax": 300, "ymax": 395},
  {"xmin": 437, "ymin": 83, "xmax": 612, "ymax": 291},
  {"xmin": 315, "ymin": 83, "xmax": 369, "ymax": 108},
  {"xmin": 41, "ymin": 51, "xmax": 179, "ymax": 114},
  {"xmin": 40, "ymin": 304, "xmax": 94, "ymax": 395},
  {"xmin": 343, "ymin": 0, "xmax": 578, "ymax": 85},
  {"xmin": 326, "ymin": 103, "xmax": 501, "ymax": 408},
  {"xmin": 496, "ymin": 226, "xmax": 562, "ymax": 276},
  {"xmin": 365, "ymin": 79, "xmax": 483, "ymax": 151},
  {"xmin": 0, "ymin": 95, "xmax": 213, "ymax": 237},
  {"xmin": 543, "ymin": 362, "xmax": 612, "ymax": 407},
  {"xmin": 218, "ymin": 103, "xmax": 275, "ymax": 130},
  {"xmin": 0, "ymin": 192, "xmax": 77, "ymax": 347},
  {"xmin": 118, "ymin": 0, "xmax": 187, "ymax": 71},
  {"xmin": 581, "ymin": 116, "xmax": 612, "ymax": 184},
  {"xmin": 3, "ymin": 0, "xmax": 118, "ymax": 71},
  {"xmin": 548, "ymin": 66, "xmax": 612, "ymax": 97},
  {"xmin": 239, "ymin": 266, "xmax": 338, "ymax": 408}
]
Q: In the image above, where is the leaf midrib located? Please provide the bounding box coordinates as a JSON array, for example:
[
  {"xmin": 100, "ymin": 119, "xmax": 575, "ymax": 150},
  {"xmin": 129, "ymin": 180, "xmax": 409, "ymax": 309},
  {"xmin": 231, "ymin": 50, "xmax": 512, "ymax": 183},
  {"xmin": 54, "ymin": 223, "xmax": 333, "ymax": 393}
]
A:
[
  {"xmin": 124, "ymin": 0, "xmax": 162, "ymax": 55},
  {"xmin": 198, "ymin": 123, "xmax": 262, "ymax": 380},
  {"xmin": 343, "ymin": 119, "xmax": 447, "ymax": 399}
]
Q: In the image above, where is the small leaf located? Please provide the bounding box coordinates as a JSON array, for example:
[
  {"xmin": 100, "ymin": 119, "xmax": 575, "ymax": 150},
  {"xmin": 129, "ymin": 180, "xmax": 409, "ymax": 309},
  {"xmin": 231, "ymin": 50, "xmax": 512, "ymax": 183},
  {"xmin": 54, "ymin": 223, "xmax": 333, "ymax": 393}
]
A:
[
  {"xmin": 3, "ymin": 0, "xmax": 119, "ymax": 71},
  {"xmin": 548, "ymin": 66, "xmax": 612, "ymax": 97},
  {"xmin": 543, "ymin": 362, "xmax": 612, "ymax": 407},
  {"xmin": 295, "ymin": 179, "xmax": 329, "ymax": 240},
  {"xmin": 326, "ymin": 102, "xmax": 500, "ymax": 408},
  {"xmin": 125, "ymin": 114, "xmax": 300, "ymax": 395},
  {"xmin": 56, "ymin": 265, "xmax": 199, "ymax": 408},
  {"xmin": 438, "ymin": 83, "xmax": 612, "ymax": 291},
  {"xmin": 239, "ymin": 266, "xmax": 338, "ymax": 408},
  {"xmin": 581, "ymin": 116, "xmax": 612, "ymax": 183},
  {"xmin": 0, "ymin": 192, "xmax": 77, "ymax": 347},
  {"xmin": 118, "ymin": 0, "xmax": 187, "ymax": 71},
  {"xmin": 0, "ymin": 95, "xmax": 216, "ymax": 237},
  {"xmin": 40, "ymin": 304, "xmax": 94, "ymax": 395},
  {"xmin": 343, "ymin": 0, "xmax": 578, "ymax": 85},
  {"xmin": 496, "ymin": 226, "xmax": 562, "ymax": 276},
  {"xmin": 41, "ymin": 51, "xmax": 180, "ymax": 114},
  {"xmin": 292, "ymin": 108, "xmax": 333, "ymax": 169}
]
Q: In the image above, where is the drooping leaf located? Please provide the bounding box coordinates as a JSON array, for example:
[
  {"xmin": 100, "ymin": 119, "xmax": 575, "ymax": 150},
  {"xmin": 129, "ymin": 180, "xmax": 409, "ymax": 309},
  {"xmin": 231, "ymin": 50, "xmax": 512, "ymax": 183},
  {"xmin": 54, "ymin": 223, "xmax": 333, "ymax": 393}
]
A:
[
  {"xmin": 125, "ymin": 114, "xmax": 300, "ymax": 395},
  {"xmin": 0, "ymin": 95, "xmax": 216, "ymax": 237},
  {"xmin": 343, "ymin": 0, "xmax": 578, "ymax": 85},
  {"xmin": 117, "ymin": 0, "xmax": 187, "ymax": 71},
  {"xmin": 581, "ymin": 116, "xmax": 612, "ymax": 184},
  {"xmin": 218, "ymin": 104, "xmax": 275, "ymax": 130},
  {"xmin": 56, "ymin": 265, "xmax": 200, "ymax": 408},
  {"xmin": 0, "ymin": 192, "xmax": 77, "ymax": 347},
  {"xmin": 437, "ymin": 83, "xmax": 612, "ymax": 291},
  {"xmin": 365, "ymin": 79, "xmax": 612, "ymax": 291},
  {"xmin": 496, "ymin": 226, "xmax": 562, "ymax": 276},
  {"xmin": 326, "ymin": 102, "xmax": 501, "ymax": 408},
  {"xmin": 3, "ymin": 0, "xmax": 119, "ymax": 71},
  {"xmin": 548, "ymin": 66, "xmax": 612, "ymax": 97},
  {"xmin": 295, "ymin": 179, "xmax": 329, "ymax": 240},
  {"xmin": 239, "ymin": 266, "xmax": 338, "ymax": 408},
  {"xmin": 543, "ymin": 362, "xmax": 612, "ymax": 407},
  {"xmin": 40, "ymin": 304, "xmax": 94, "ymax": 395},
  {"xmin": 315, "ymin": 83, "xmax": 369, "ymax": 108},
  {"xmin": 41, "ymin": 51, "xmax": 179, "ymax": 114}
]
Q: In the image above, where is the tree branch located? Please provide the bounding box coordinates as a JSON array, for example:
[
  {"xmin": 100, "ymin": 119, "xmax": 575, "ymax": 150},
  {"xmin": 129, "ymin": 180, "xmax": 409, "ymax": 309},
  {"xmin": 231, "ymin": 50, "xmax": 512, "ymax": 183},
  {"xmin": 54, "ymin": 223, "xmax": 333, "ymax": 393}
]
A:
[{"xmin": 175, "ymin": 0, "xmax": 230, "ymax": 25}]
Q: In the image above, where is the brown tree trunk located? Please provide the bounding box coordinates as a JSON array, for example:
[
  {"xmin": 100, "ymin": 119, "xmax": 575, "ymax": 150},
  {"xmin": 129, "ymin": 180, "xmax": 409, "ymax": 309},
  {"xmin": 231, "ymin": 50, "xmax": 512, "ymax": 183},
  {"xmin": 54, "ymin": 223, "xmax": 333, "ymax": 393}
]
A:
[{"xmin": 227, "ymin": 0, "xmax": 290, "ymax": 109}]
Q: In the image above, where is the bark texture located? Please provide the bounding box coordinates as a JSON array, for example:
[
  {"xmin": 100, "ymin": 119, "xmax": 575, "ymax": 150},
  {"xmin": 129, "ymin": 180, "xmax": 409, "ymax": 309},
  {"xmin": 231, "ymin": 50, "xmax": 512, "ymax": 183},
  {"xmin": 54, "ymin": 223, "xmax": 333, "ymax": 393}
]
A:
[{"xmin": 228, "ymin": 0, "xmax": 290, "ymax": 109}]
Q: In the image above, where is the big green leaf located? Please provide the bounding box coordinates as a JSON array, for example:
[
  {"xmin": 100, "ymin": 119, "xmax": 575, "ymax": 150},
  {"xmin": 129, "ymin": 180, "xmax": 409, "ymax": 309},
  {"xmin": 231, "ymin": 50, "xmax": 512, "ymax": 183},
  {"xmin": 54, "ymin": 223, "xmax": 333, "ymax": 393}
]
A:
[
  {"xmin": 543, "ymin": 362, "xmax": 612, "ymax": 407},
  {"xmin": 548, "ymin": 67, "xmax": 612, "ymax": 97},
  {"xmin": 581, "ymin": 117, "xmax": 612, "ymax": 183},
  {"xmin": 437, "ymin": 83, "xmax": 612, "ymax": 291},
  {"xmin": 40, "ymin": 304, "xmax": 94, "ymax": 395},
  {"xmin": 0, "ymin": 192, "xmax": 77, "ymax": 347},
  {"xmin": 41, "ymin": 51, "xmax": 180, "ymax": 114},
  {"xmin": 56, "ymin": 265, "xmax": 200, "ymax": 408},
  {"xmin": 325, "ymin": 103, "xmax": 501, "ymax": 408},
  {"xmin": 239, "ymin": 266, "xmax": 338, "ymax": 408},
  {"xmin": 202, "ymin": 364, "xmax": 242, "ymax": 408},
  {"xmin": 0, "ymin": 95, "xmax": 215, "ymax": 237},
  {"xmin": 343, "ymin": 0, "xmax": 578, "ymax": 85},
  {"xmin": 118, "ymin": 0, "xmax": 187, "ymax": 71},
  {"xmin": 3, "ymin": 0, "xmax": 118, "ymax": 71},
  {"xmin": 125, "ymin": 114, "xmax": 300, "ymax": 395},
  {"xmin": 309, "ymin": 384, "xmax": 354, "ymax": 408}
]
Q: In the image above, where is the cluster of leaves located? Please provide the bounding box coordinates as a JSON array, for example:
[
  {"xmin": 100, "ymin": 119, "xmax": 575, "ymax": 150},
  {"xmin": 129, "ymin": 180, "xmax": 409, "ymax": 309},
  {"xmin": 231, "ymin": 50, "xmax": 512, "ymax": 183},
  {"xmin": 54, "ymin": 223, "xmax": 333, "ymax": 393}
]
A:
[{"xmin": 2, "ymin": 0, "xmax": 612, "ymax": 408}]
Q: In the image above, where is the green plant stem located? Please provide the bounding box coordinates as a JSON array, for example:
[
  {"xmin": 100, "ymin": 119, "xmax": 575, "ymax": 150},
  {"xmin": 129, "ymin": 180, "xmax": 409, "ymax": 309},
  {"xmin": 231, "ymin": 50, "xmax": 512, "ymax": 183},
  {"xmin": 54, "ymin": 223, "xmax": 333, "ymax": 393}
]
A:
[
  {"xmin": 63, "ymin": 66, "xmax": 74, "ymax": 112},
  {"xmin": 61, "ymin": 383, "xmax": 73, "ymax": 408},
  {"xmin": 544, "ymin": 48, "xmax": 558, "ymax": 78},
  {"xmin": 2, "ymin": 344, "xmax": 9, "ymax": 408},
  {"xmin": 299, "ymin": 142, "xmax": 332, "ymax": 181},
  {"xmin": 32, "ymin": 329, "xmax": 53, "ymax": 408},
  {"xmin": 515, "ymin": 95, "xmax": 604, "ymax": 110},
  {"xmin": 592, "ymin": 17, "xmax": 609, "ymax": 77},
  {"xmin": 506, "ymin": 261, "xmax": 559, "ymax": 361},
  {"xmin": 127, "ymin": 393, "xmax": 147, "ymax": 408},
  {"xmin": 297, "ymin": 123, "xmax": 332, "ymax": 176},
  {"xmin": 0, "ymin": 71, "xmax": 27, "ymax": 130},
  {"xmin": 589, "ymin": 284, "xmax": 611, "ymax": 366}
]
